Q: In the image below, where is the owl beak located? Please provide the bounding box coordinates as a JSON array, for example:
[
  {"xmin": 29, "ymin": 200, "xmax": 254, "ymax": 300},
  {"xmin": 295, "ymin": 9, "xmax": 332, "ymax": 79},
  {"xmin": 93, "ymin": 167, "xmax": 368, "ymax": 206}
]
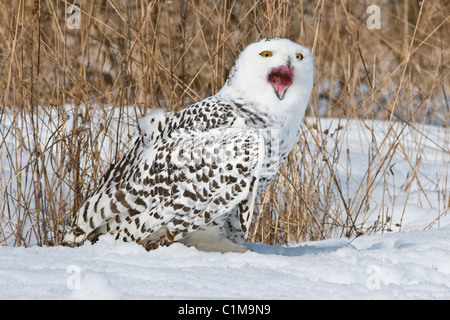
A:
[{"xmin": 268, "ymin": 65, "xmax": 294, "ymax": 100}]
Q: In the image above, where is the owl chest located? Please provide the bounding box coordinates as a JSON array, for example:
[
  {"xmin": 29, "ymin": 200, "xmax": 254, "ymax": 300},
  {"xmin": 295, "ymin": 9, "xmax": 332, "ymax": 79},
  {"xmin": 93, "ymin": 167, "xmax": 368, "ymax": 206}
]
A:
[{"xmin": 255, "ymin": 131, "xmax": 293, "ymax": 197}]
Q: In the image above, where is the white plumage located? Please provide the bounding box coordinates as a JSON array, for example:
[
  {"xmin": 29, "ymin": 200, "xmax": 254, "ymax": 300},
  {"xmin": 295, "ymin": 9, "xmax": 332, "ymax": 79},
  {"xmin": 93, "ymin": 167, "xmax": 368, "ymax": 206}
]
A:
[{"xmin": 63, "ymin": 37, "xmax": 314, "ymax": 252}]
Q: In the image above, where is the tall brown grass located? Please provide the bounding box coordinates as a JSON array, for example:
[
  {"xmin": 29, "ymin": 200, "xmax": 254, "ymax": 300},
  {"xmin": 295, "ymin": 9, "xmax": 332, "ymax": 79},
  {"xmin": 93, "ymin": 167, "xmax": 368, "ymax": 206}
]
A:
[{"xmin": 0, "ymin": 0, "xmax": 448, "ymax": 247}]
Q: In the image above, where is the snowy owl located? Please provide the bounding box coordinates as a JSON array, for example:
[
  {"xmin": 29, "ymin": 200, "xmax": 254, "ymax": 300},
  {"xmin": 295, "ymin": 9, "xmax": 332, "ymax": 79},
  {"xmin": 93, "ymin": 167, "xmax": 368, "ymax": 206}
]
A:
[{"xmin": 63, "ymin": 37, "xmax": 314, "ymax": 252}]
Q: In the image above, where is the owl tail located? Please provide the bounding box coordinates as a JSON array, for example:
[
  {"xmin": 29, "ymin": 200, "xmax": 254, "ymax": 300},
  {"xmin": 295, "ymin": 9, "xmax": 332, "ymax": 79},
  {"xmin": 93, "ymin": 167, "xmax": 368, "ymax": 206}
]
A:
[{"xmin": 62, "ymin": 227, "xmax": 87, "ymax": 247}]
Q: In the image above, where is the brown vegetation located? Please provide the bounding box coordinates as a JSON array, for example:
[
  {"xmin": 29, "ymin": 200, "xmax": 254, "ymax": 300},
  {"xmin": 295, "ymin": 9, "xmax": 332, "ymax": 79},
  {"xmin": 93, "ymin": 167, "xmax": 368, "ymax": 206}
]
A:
[{"xmin": 0, "ymin": 0, "xmax": 448, "ymax": 247}]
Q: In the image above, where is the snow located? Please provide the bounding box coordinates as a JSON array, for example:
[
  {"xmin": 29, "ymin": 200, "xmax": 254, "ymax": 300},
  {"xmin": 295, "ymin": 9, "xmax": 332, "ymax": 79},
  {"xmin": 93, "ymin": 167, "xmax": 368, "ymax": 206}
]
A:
[
  {"xmin": 1, "ymin": 228, "xmax": 450, "ymax": 299},
  {"xmin": 312, "ymin": 117, "xmax": 450, "ymax": 235},
  {"xmin": 1, "ymin": 107, "xmax": 449, "ymax": 299}
]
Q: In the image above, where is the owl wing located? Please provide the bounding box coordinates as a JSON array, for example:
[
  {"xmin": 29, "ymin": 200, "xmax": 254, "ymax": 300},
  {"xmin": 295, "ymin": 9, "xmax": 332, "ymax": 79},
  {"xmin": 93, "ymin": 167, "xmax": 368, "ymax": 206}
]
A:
[
  {"xmin": 64, "ymin": 104, "xmax": 264, "ymax": 249},
  {"xmin": 127, "ymin": 127, "xmax": 264, "ymax": 249},
  {"xmin": 63, "ymin": 109, "xmax": 168, "ymax": 245}
]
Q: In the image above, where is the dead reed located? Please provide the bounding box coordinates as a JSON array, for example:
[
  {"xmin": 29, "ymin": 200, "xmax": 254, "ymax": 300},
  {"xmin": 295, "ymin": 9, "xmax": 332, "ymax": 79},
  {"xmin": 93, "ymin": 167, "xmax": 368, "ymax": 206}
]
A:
[{"xmin": 0, "ymin": 0, "xmax": 448, "ymax": 247}]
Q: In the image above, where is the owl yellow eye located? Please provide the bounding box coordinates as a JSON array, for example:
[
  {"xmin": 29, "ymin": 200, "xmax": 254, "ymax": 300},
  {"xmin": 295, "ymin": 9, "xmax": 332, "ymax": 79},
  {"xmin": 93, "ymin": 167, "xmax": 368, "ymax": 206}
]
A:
[
  {"xmin": 259, "ymin": 51, "xmax": 273, "ymax": 58},
  {"xmin": 296, "ymin": 53, "xmax": 304, "ymax": 60}
]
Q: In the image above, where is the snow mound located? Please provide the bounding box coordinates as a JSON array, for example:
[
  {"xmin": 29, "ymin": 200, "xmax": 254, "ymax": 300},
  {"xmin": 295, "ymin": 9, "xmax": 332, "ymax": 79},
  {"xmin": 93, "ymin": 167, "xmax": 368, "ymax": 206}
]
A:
[{"xmin": 1, "ymin": 228, "xmax": 450, "ymax": 299}]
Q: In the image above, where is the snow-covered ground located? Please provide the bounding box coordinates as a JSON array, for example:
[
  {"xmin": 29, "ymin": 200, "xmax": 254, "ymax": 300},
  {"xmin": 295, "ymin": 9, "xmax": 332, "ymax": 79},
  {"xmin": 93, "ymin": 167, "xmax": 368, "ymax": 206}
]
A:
[
  {"xmin": 1, "ymin": 107, "xmax": 449, "ymax": 299},
  {"xmin": 1, "ymin": 228, "xmax": 450, "ymax": 299}
]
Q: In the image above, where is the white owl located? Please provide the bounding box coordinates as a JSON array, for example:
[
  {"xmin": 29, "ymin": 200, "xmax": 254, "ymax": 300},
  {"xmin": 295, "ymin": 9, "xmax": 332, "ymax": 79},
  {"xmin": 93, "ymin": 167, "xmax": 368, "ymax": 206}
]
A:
[{"xmin": 63, "ymin": 37, "xmax": 314, "ymax": 252}]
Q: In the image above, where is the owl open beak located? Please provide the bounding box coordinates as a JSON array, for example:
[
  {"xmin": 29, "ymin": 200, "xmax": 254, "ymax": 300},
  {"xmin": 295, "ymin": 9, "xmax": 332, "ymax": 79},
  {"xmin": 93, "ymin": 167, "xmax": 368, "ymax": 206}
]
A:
[{"xmin": 268, "ymin": 65, "xmax": 294, "ymax": 100}]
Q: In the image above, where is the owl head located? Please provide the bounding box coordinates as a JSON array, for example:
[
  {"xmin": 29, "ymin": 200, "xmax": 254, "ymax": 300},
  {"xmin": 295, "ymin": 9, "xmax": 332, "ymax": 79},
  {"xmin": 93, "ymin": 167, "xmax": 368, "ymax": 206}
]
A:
[{"xmin": 218, "ymin": 37, "xmax": 314, "ymax": 117}]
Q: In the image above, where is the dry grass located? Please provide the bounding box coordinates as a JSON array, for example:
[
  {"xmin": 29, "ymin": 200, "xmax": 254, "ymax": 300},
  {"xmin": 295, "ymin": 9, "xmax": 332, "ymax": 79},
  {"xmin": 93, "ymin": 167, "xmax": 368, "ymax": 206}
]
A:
[{"xmin": 0, "ymin": 0, "xmax": 448, "ymax": 247}]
